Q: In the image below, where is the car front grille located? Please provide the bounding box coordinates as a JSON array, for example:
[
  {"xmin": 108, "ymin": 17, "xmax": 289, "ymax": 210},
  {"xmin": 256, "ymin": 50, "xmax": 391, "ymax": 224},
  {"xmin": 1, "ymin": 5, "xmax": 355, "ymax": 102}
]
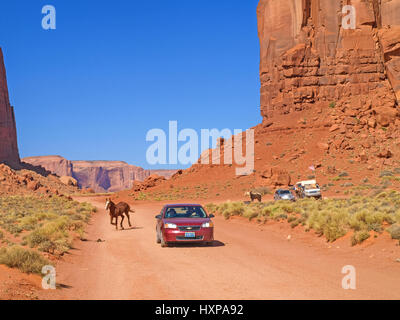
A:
[{"xmin": 178, "ymin": 226, "xmax": 201, "ymax": 231}]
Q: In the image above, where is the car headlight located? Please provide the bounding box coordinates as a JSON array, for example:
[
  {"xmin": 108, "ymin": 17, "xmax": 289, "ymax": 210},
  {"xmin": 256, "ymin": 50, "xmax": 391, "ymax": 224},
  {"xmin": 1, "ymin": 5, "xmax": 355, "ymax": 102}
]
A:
[
  {"xmin": 164, "ymin": 223, "xmax": 177, "ymax": 229},
  {"xmin": 202, "ymin": 221, "xmax": 214, "ymax": 228}
]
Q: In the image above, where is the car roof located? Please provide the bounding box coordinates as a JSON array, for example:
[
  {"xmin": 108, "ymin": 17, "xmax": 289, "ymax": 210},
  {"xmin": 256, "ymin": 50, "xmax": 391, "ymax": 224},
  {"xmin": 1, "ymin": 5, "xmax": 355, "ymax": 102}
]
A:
[{"xmin": 164, "ymin": 204, "xmax": 202, "ymax": 207}]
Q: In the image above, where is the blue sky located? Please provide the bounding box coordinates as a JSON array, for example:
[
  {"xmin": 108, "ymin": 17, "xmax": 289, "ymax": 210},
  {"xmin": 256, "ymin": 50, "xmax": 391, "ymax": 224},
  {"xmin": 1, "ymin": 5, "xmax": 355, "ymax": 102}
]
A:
[{"xmin": 1, "ymin": 0, "xmax": 261, "ymax": 169}]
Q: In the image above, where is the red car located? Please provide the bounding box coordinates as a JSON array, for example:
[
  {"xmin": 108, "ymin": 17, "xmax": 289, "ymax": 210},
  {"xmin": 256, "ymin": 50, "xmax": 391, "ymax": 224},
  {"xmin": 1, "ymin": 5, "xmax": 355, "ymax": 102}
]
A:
[{"xmin": 155, "ymin": 204, "xmax": 215, "ymax": 247}]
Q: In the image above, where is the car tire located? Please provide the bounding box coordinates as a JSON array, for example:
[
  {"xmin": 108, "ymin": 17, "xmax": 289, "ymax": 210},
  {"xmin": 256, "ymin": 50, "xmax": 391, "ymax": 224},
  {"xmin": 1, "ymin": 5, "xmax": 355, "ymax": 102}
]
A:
[
  {"xmin": 156, "ymin": 231, "xmax": 161, "ymax": 244},
  {"xmin": 161, "ymin": 235, "xmax": 168, "ymax": 248}
]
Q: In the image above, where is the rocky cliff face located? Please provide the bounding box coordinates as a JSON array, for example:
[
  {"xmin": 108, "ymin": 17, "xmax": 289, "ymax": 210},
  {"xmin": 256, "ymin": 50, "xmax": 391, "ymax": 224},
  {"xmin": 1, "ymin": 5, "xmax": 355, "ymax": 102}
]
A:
[
  {"xmin": 22, "ymin": 156, "xmax": 177, "ymax": 193},
  {"xmin": 23, "ymin": 156, "xmax": 73, "ymax": 177},
  {"xmin": 0, "ymin": 48, "xmax": 20, "ymax": 166},
  {"xmin": 71, "ymin": 160, "xmax": 150, "ymax": 193},
  {"xmin": 257, "ymin": 0, "xmax": 400, "ymax": 127}
]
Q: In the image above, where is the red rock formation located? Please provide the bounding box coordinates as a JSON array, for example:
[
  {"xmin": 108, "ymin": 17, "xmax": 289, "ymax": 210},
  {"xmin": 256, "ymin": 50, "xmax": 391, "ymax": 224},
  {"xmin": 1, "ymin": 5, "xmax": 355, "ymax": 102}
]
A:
[
  {"xmin": 22, "ymin": 156, "xmax": 177, "ymax": 193},
  {"xmin": 132, "ymin": 174, "xmax": 166, "ymax": 192},
  {"xmin": 71, "ymin": 160, "xmax": 150, "ymax": 193},
  {"xmin": 0, "ymin": 48, "xmax": 19, "ymax": 166},
  {"xmin": 257, "ymin": 0, "xmax": 400, "ymax": 126},
  {"xmin": 23, "ymin": 156, "xmax": 73, "ymax": 177}
]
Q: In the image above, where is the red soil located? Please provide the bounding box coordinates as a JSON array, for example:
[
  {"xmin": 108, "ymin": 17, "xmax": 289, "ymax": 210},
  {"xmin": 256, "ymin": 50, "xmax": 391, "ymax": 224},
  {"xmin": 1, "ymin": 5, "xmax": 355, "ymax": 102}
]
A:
[{"xmin": 17, "ymin": 197, "xmax": 400, "ymax": 300}]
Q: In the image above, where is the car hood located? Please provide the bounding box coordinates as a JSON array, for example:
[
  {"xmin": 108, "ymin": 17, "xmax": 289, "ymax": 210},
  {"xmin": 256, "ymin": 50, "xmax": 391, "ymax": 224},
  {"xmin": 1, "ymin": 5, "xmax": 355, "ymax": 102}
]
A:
[{"xmin": 163, "ymin": 218, "xmax": 210, "ymax": 225}]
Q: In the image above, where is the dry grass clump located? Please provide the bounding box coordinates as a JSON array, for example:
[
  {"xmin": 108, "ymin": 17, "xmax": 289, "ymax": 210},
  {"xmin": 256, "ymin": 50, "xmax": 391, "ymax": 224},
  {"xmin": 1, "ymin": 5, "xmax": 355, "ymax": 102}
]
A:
[
  {"xmin": 207, "ymin": 190, "xmax": 400, "ymax": 245},
  {"xmin": 387, "ymin": 224, "xmax": 400, "ymax": 240},
  {"xmin": 0, "ymin": 246, "xmax": 49, "ymax": 274}
]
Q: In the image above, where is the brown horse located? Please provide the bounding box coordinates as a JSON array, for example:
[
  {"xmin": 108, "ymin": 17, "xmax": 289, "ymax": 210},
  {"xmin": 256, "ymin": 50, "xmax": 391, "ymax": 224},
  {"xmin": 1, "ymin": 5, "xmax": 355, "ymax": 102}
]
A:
[{"xmin": 105, "ymin": 198, "xmax": 135, "ymax": 230}]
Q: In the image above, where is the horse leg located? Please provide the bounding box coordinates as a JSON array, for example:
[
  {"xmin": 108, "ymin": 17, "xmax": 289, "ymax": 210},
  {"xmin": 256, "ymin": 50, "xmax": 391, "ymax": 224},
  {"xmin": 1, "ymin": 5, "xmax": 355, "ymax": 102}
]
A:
[
  {"xmin": 120, "ymin": 215, "xmax": 125, "ymax": 229},
  {"xmin": 115, "ymin": 216, "xmax": 118, "ymax": 230},
  {"xmin": 126, "ymin": 212, "xmax": 132, "ymax": 227},
  {"xmin": 110, "ymin": 215, "xmax": 115, "ymax": 225}
]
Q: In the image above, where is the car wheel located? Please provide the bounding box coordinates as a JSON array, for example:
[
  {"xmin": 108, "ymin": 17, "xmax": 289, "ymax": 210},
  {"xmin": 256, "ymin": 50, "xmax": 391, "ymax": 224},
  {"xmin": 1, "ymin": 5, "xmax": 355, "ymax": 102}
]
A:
[
  {"xmin": 160, "ymin": 235, "xmax": 168, "ymax": 247},
  {"xmin": 156, "ymin": 231, "xmax": 161, "ymax": 244}
]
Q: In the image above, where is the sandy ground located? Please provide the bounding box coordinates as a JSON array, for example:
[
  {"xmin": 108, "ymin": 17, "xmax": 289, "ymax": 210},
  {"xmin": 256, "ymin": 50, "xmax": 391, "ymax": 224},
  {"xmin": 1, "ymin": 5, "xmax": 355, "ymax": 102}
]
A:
[{"xmin": 33, "ymin": 197, "xmax": 399, "ymax": 300}]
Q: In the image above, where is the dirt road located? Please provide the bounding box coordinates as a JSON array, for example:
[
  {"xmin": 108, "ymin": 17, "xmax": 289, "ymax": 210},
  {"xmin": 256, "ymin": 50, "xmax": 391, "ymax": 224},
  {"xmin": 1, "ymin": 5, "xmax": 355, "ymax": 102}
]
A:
[{"xmin": 51, "ymin": 198, "xmax": 400, "ymax": 300}]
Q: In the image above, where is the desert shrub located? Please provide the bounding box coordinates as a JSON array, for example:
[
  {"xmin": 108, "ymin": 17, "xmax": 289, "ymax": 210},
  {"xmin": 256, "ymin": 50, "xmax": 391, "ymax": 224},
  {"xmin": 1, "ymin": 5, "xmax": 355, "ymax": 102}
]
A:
[
  {"xmin": 307, "ymin": 209, "xmax": 349, "ymax": 241},
  {"xmin": 219, "ymin": 202, "xmax": 247, "ymax": 219},
  {"xmin": 380, "ymin": 170, "xmax": 393, "ymax": 177},
  {"xmin": 0, "ymin": 246, "xmax": 49, "ymax": 274},
  {"xmin": 135, "ymin": 192, "xmax": 148, "ymax": 200},
  {"xmin": 25, "ymin": 217, "xmax": 72, "ymax": 254},
  {"xmin": 242, "ymin": 207, "xmax": 259, "ymax": 221},
  {"xmin": 351, "ymin": 230, "xmax": 371, "ymax": 246},
  {"xmin": 205, "ymin": 203, "xmax": 217, "ymax": 214},
  {"xmin": 290, "ymin": 219, "xmax": 300, "ymax": 228},
  {"xmin": 342, "ymin": 183, "xmax": 354, "ymax": 187},
  {"xmin": 387, "ymin": 224, "xmax": 400, "ymax": 240}
]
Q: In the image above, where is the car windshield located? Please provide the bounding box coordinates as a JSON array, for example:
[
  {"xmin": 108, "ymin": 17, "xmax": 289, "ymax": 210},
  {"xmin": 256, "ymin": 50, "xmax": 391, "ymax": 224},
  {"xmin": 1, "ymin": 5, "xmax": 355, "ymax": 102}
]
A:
[
  {"xmin": 280, "ymin": 190, "xmax": 291, "ymax": 194},
  {"xmin": 164, "ymin": 206, "xmax": 207, "ymax": 219}
]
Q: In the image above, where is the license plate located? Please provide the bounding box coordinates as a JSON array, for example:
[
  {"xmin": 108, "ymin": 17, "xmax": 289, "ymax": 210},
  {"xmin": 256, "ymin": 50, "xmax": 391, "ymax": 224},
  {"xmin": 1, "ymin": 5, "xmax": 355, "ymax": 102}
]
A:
[{"xmin": 185, "ymin": 232, "xmax": 195, "ymax": 238}]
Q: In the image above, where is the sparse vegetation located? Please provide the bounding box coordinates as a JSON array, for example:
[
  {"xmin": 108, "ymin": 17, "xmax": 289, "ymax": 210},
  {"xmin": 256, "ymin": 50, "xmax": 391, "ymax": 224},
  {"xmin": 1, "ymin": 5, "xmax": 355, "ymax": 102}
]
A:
[
  {"xmin": 0, "ymin": 196, "xmax": 95, "ymax": 272},
  {"xmin": 207, "ymin": 191, "xmax": 400, "ymax": 244}
]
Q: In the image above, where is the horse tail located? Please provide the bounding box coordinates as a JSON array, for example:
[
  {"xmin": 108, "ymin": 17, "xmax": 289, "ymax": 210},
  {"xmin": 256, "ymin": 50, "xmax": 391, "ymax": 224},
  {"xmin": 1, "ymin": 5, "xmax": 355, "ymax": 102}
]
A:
[{"xmin": 129, "ymin": 209, "xmax": 135, "ymax": 213}]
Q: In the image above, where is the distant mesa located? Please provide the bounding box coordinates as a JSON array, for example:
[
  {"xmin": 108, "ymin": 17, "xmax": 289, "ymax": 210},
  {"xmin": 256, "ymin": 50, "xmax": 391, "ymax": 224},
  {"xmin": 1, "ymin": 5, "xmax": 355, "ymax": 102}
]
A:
[{"xmin": 22, "ymin": 155, "xmax": 177, "ymax": 193}]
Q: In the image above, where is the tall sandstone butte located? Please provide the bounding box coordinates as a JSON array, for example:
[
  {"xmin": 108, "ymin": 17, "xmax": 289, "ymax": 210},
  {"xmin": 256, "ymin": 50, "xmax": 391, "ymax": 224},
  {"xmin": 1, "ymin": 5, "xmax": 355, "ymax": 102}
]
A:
[
  {"xmin": 0, "ymin": 48, "xmax": 19, "ymax": 165},
  {"xmin": 257, "ymin": 0, "xmax": 400, "ymax": 126}
]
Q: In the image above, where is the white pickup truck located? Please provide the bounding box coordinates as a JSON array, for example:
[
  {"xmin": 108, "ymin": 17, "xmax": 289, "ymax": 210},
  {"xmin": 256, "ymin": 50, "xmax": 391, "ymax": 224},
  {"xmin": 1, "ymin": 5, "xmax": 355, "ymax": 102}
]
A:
[{"xmin": 295, "ymin": 180, "xmax": 322, "ymax": 199}]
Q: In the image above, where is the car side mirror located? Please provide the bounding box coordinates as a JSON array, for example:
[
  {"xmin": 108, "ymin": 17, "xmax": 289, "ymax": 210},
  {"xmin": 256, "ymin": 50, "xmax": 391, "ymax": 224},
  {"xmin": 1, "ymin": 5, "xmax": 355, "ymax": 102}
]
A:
[
  {"xmin": 209, "ymin": 214, "xmax": 215, "ymax": 218},
  {"xmin": 155, "ymin": 215, "xmax": 162, "ymax": 219}
]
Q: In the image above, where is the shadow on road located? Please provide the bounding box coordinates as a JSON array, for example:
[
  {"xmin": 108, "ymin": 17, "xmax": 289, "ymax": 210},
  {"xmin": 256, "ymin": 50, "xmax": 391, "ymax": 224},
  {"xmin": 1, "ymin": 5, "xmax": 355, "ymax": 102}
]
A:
[
  {"xmin": 167, "ymin": 240, "xmax": 225, "ymax": 248},
  {"xmin": 56, "ymin": 283, "xmax": 73, "ymax": 290},
  {"xmin": 119, "ymin": 226, "xmax": 143, "ymax": 231}
]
